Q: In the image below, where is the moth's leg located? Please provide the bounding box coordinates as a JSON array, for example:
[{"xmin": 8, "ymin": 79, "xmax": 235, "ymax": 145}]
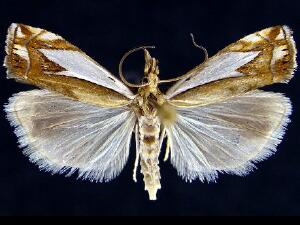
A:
[
  {"xmin": 163, "ymin": 133, "xmax": 171, "ymax": 162},
  {"xmin": 158, "ymin": 126, "xmax": 170, "ymax": 161},
  {"xmin": 133, "ymin": 123, "xmax": 140, "ymax": 182},
  {"xmin": 159, "ymin": 126, "xmax": 166, "ymax": 150}
]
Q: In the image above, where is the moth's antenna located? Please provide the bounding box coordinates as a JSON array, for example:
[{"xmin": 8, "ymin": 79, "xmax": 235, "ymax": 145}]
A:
[
  {"xmin": 119, "ymin": 46, "xmax": 156, "ymax": 88},
  {"xmin": 190, "ymin": 33, "xmax": 208, "ymax": 61},
  {"xmin": 158, "ymin": 71, "xmax": 195, "ymax": 83},
  {"xmin": 158, "ymin": 34, "xmax": 209, "ymax": 84}
]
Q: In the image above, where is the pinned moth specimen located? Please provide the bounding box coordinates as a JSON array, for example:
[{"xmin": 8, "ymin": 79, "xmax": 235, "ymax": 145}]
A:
[{"xmin": 4, "ymin": 24, "xmax": 297, "ymax": 200}]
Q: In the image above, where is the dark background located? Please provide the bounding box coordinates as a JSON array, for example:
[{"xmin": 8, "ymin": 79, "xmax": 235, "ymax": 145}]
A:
[{"xmin": 0, "ymin": 0, "xmax": 299, "ymax": 216}]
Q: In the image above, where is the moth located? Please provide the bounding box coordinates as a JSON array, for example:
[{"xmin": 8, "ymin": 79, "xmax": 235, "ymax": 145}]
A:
[{"xmin": 4, "ymin": 24, "xmax": 297, "ymax": 200}]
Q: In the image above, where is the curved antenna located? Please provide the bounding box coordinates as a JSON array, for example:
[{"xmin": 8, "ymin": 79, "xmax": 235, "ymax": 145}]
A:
[
  {"xmin": 158, "ymin": 70, "xmax": 196, "ymax": 83},
  {"xmin": 158, "ymin": 33, "xmax": 209, "ymax": 84},
  {"xmin": 190, "ymin": 33, "xmax": 208, "ymax": 61},
  {"xmin": 119, "ymin": 46, "xmax": 155, "ymax": 88}
]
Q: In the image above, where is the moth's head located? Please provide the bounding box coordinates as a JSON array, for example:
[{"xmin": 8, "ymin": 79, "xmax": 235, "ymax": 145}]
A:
[
  {"xmin": 143, "ymin": 49, "xmax": 159, "ymax": 90},
  {"xmin": 119, "ymin": 46, "xmax": 160, "ymax": 90},
  {"xmin": 144, "ymin": 49, "xmax": 159, "ymax": 76}
]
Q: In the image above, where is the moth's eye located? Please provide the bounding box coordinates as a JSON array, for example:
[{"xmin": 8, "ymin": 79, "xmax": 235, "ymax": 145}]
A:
[{"xmin": 141, "ymin": 77, "xmax": 148, "ymax": 84}]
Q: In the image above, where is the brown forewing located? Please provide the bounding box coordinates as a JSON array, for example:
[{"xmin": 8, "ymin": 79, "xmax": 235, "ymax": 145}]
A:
[
  {"xmin": 168, "ymin": 26, "xmax": 297, "ymax": 107},
  {"xmin": 4, "ymin": 23, "xmax": 131, "ymax": 108}
]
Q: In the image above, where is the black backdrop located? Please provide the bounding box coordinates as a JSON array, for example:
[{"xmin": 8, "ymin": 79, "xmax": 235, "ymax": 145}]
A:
[{"xmin": 0, "ymin": 0, "xmax": 299, "ymax": 216}]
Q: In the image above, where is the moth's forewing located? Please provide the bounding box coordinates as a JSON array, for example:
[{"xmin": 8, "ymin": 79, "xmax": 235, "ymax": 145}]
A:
[
  {"xmin": 167, "ymin": 26, "xmax": 296, "ymax": 107},
  {"xmin": 4, "ymin": 23, "xmax": 133, "ymax": 107}
]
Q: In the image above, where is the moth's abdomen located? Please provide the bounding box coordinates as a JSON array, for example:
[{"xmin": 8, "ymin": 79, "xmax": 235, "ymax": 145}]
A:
[{"xmin": 138, "ymin": 116, "xmax": 161, "ymax": 200}]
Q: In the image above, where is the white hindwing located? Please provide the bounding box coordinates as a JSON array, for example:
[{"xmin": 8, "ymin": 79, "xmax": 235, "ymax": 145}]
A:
[
  {"xmin": 5, "ymin": 90, "xmax": 136, "ymax": 182},
  {"xmin": 166, "ymin": 90, "xmax": 291, "ymax": 182}
]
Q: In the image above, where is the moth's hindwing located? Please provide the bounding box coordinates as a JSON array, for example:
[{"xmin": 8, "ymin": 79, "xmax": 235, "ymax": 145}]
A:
[
  {"xmin": 5, "ymin": 90, "xmax": 136, "ymax": 182},
  {"xmin": 167, "ymin": 26, "xmax": 297, "ymax": 107},
  {"xmin": 4, "ymin": 23, "xmax": 134, "ymax": 107},
  {"xmin": 165, "ymin": 90, "xmax": 291, "ymax": 182}
]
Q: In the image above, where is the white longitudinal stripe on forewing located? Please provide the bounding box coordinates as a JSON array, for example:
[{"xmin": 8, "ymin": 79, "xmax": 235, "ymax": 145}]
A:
[
  {"xmin": 166, "ymin": 90, "xmax": 291, "ymax": 182},
  {"xmin": 5, "ymin": 89, "xmax": 137, "ymax": 182},
  {"xmin": 39, "ymin": 49, "xmax": 134, "ymax": 99},
  {"xmin": 38, "ymin": 32, "xmax": 63, "ymax": 40},
  {"xmin": 166, "ymin": 51, "xmax": 260, "ymax": 98},
  {"xmin": 13, "ymin": 44, "xmax": 29, "ymax": 61}
]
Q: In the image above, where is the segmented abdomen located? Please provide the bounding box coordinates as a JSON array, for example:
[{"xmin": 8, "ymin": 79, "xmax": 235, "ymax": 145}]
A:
[{"xmin": 138, "ymin": 115, "xmax": 161, "ymax": 200}]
